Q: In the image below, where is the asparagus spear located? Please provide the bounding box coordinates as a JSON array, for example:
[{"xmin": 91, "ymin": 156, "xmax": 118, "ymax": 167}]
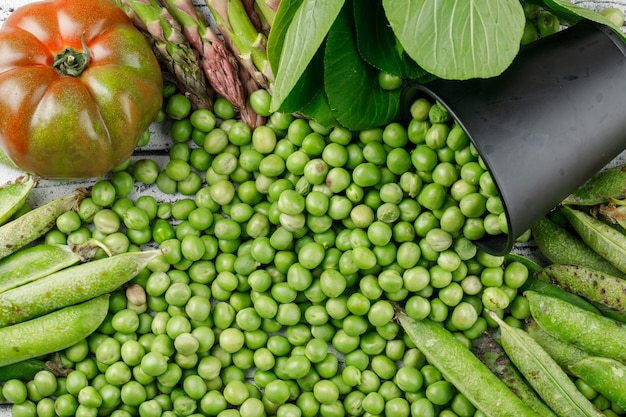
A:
[
  {"xmin": 204, "ymin": 0, "xmax": 274, "ymax": 91},
  {"xmin": 116, "ymin": 0, "xmax": 214, "ymax": 110},
  {"xmin": 161, "ymin": 0, "xmax": 263, "ymax": 127}
]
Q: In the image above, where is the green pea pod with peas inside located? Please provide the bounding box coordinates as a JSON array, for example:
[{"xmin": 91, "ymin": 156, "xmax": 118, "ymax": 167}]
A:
[
  {"xmin": 0, "ymin": 191, "xmax": 84, "ymax": 260},
  {"xmin": 0, "ymin": 175, "xmax": 34, "ymax": 226},
  {"xmin": 0, "ymin": 295, "xmax": 108, "ymax": 367},
  {"xmin": 472, "ymin": 332, "xmax": 558, "ymax": 417},
  {"xmin": 0, "ymin": 241, "xmax": 102, "ymax": 294},
  {"xmin": 526, "ymin": 290, "xmax": 626, "ymax": 365},
  {"xmin": 569, "ymin": 356, "xmax": 626, "ymax": 410},
  {"xmin": 394, "ymin": 304, "xmax": 542, "ymax": 417},
  {"xmin": 488, "ymin": 310, "xmax": 604, "ymax": 417},
  {"xmin": 560, "ymin": 205, "xmax": 626, "ymax": 274},
  {"xmin": 536, "ymin": 264, "xmax": 626, "ymax": 313},
  {"xmin": 531, "ymin": 215, "xmax": 626, "ymax": 278},
  {"xmin": 0, "ymin": 248, "xmax": 162, "ymax": 327}
]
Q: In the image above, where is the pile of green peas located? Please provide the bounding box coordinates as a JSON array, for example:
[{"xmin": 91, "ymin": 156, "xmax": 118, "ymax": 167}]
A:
[{"xmin": 4, "ymin": 81, "xmax": 626, "ymax": 417}]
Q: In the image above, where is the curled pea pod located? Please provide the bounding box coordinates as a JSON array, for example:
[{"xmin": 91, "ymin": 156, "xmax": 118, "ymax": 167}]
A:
[
  {"xmin": 488, "ymin": 310, "xmax": 604, "ymax": 417},
  {"xmin": 394, "ymin": 304, "xmax": 542, "ymax": 417},
  {"xmin": 526, "ymin": 317, "xmax": 589, "ymax": 375},
  {"xmin": 562, "ymin": 164, "xmax": 626, "ymax": 206},
  {"xmin": 0, "ymin": 295, "xmax": 108, "ymax": 367},
  {"xmin": 560, "ymin": 205, "xmax": 626, "ymax": 274},
  {"xmin": 569, "ymin": 356, "xmax": 626, "ymax": 410},
  {"xmin": 472, "ymin": 332, "xmax": 558, "ymax": 417},
  {"xmin": 531, "ymin": 216, "xmax": 626, "ymax": 278},
  {"xmin": 0, "ymin": 248, "xmax": 162, "ymax": 327},
  {"xmin": 0, "ymin": 175, "xmax": 34, "ymax": 226},
  {"xmin": 526, "ymin": 290, "xmax": 626, "ymax": 364},
  {"xmin": 0, "ymin": 191, "xmax": 84, "ymax": 260},
  {"xmin": 536, "ymin": 264, "xmax": 626, "ymax": 313},
  {"xmin": 0, "ymin": 241, "xmax": 101, "ymax": 294}
]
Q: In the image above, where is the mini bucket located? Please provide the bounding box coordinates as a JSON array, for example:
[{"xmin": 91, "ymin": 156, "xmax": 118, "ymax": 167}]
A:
[{"xmin": 402, "ymin": 21, "xmax": 626, "ymax": 255}]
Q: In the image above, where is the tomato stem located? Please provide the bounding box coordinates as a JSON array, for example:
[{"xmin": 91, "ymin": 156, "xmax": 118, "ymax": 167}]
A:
[{"xmin": 53, "ymin": 34, "xmax": 90, "ymax": 77}]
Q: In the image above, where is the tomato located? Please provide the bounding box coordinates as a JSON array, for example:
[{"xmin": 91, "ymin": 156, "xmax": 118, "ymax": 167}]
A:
[{"xmin": 0, "ymin": 0, "xmax": 163, "ymax": 179}]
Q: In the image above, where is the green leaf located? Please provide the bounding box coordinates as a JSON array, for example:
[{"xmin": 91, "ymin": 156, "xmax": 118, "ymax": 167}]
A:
[
  {"xmin": 299, "ymin": 90, "xmax": 338, "ymax": 129},
  {"xmin": 273, "ymin": 45, "xmax": 325, "ymax": 114},
  {"xmin": 266, "ymin": 0, "xmax": 303, "ymax": 75},
  {"xmin": 541, "ymin": 0, "xmax": 626, "ymax": 41},
  {"xmin": 269, "ymin": 0, "xmax": 346, "ymax": 112},
  {"xmin": 353, "ymin": 0, "xmax": 429, "ymax": 79},
  {"xmin": 325, "ymin": 1, "xmax": 400, "ymax": 130},
  {"xmin": 383, "ymin": 0, "xmax": 526, "ymax": 80}
]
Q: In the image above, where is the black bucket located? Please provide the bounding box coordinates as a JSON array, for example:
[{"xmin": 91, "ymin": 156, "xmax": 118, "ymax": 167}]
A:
[{"xmin": 402, "ymin": 21, "xmax": 626, "ymax": 256}]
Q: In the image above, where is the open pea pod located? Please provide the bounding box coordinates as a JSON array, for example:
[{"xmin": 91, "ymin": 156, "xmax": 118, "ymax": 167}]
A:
[
  {"xmin": 395, "ymin": 304, "xmax": 542, "ymax": 417},
  {"xmin": 569, "ymin": 356, "xmax": 626, "ymax": 410}
]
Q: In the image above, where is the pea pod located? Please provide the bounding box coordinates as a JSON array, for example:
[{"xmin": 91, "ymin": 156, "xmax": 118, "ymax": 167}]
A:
[
  {"xmin": 562, "ymin": 164, "xmax": 626, "ymax": 206},
  {"xmin": 526, "ymin": 317, "xmax": 589, "ymax": 375},
  {"xmin": 569, "ymin": 356, "xmax": 626, "ymax": 410},
  {"xmin": 0, "ymin": 295, "xmax": 108, "ymax": 367},
  {"xmin": 560, "ymin": 205, "xmax": 626, "ymax": 274},
  {"xmin": 0, "ymin": 248, "xmax": 162, "ymax": 327},
  {"xmin": 589, "ymin": 301, "xmax": 626, "ymax": 324},
  {"xmin": 395, "ymin": 305, "xmax": 542, "ymax": 417},
  {"xmin": 0, "ymin": 359, "xmax": 64, "ymax": 382},
  {"xmin": 0, "ymin": 191, "xmax": 83, "ymax": 260},
  {"xmin": 536, "ymin": 264, "xmax": 626, "ymax": 313},
  {"xmin": 0, "ymin": 242, "xmax": 100, "ymax": 294},
  {"xmin": 531, "ymin": 216, "xmax": 625, "ymax": 278},
  {"xmin": 521, "ymin": 276, "xmax": 600, "ymax": 316},
  {"xmin": 0, "ymin": 175, "xmax": 34, "ymax": 226},
  {"xmin": 488, "ymin": 310, "xmax": 604, "ymax": 417},
  {"xmin": 526, "ymin": 290, "xmax": 626, "ymax": 364},
  {"xmin": 472, "ymin": 332, "xmax": 558, "ymax": 417}
]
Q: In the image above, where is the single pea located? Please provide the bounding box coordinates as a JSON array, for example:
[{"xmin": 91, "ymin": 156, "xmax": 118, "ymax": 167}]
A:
[
  {"xmin": 426, "ymin": 380, "xmax": 455, "ymax": 405},
  {"xmin": 190, "ymin": 108, "xmax": 217, "ymax": 132},
  {"xmin": 367, "ymin": 300, "xmax": 394, "ymax": 327},
  {"xmin": 213, "ymin": 96, "xmax": 236, "ymax": 119},
  {"xmin": 428, "ymin": 298, "xmax": 449, "ymax": 322},
  {"xmin": 91, "ymin": 180, "xmax": 116, "ymax": 207},
  {"xmin": 425, "ymin": 123, "xmax": 450, "ymax": 149},
  {"xmin": 417, "ymin": 183, "xmax": 446, "ymax": 211},
  {"xmin": 312, "ymin": 380, "xmax": 339, "ymax": 405},
  {"xmin": 482, "ymin": 286, "xmax": 510, "ymax": 310},
  {"xmin": 132, "ymin": 159, "xmax": 160, "ymax": 184},
  {"xmin": 352, "ymin": 163, "xmax": 382, "ymax": 188},
  {"xmin": 166, "ymin": 94, "xmax": 191, "ymax": 120}
]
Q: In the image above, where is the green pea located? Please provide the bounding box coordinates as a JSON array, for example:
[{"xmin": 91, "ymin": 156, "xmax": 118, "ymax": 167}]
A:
[
  {"xmin": 417, "ymin": 183, "xmax": 446, "ymax": 211},
  {"xmin": 429, "ymin": 298, "xmax": 449, "ymax": 322},
  {"xmin": 503, "ymin": 261, "xmax": 529, "ymax": 289},
  {"xmin": 426, "ymin": 380, "xmax": 456, "ymax": 405},
  {"xmin": 352, "ymin": 163, "xmax": 382, "ymax": 188},
  {"xmin": 481, "ymin": 286, "xmax": 510, "ymax": 310}
]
